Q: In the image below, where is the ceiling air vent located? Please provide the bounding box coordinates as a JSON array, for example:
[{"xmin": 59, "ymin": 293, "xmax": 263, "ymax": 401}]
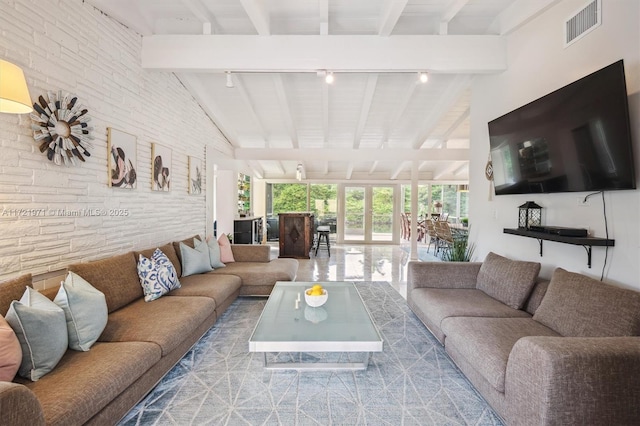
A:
[{"xmin": 564, "ymin": 0, "xmax": 601, "ymax": 47}]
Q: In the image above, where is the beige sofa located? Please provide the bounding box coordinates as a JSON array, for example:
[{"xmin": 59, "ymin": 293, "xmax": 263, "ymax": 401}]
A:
[
  {"xmin": 407, "ymin": 252, "xmax": 640, "ymax": 426},
  {"xmin": 0, "ymin": 237, "xmax": 297, "ymax": 426}
]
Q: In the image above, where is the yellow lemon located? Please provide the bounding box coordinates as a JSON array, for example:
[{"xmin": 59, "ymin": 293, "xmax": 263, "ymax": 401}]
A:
[{"xmin": 312, "ymin": 284, "xmax": 323, "ymax": 291}]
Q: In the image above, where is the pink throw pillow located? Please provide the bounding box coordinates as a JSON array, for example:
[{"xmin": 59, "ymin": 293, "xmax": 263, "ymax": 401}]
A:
[
  {"xmin": 0, "ymin": 315, "xmax": 22, "ymax": 381},
  {"xmin": 218, "ymin": 234, "xmax": 235, "ymax": 263}
]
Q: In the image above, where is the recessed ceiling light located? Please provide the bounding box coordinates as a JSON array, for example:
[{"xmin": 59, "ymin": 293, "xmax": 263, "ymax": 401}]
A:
[{"xmin": 325, "ymin": 72, "xmax": 334, "ymax": 84}]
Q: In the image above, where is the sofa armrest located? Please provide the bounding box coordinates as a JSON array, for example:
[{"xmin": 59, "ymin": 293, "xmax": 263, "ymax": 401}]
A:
[
  {"xmin": 407, "ymin": 261, "xmax": 481, "ymax": 294},
  {"xmin": 230, "ymin": 244, "xmax": 271, "ymax": 263},
  {"xmin": 505, "ymin": 336, "xmax": 640, "ymax": 426},
  {"xmin": 0, "ymin": 382, "xmax": 45, "ymax": 425}
]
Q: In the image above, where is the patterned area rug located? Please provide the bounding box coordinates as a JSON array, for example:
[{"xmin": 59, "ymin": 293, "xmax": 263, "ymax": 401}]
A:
[{"xmin": 120, "ymin": 282, "xmax": 503, "ymax": 425}]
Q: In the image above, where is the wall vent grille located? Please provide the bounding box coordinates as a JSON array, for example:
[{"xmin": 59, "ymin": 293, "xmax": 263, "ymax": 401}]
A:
[{"xmin": 564, "ymin": 0, "xmax": 601, "ymax": 47}]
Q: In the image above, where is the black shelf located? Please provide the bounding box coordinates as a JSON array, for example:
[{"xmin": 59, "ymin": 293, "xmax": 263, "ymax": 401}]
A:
[{"xmin": 503, "ymin": 228, "xmax": 614, "ymax": 268}]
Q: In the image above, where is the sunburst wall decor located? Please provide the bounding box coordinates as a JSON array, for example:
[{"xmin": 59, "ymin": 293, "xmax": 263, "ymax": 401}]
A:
[{"xmin": 30, "ymin": 91, "xmax": 93, "ymax": 166}]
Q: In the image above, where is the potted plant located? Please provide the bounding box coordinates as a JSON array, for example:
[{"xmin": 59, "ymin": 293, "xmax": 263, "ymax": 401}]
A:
[
  {"xmin": 443, "ymin": 231, "xmax": 475, "ymax": 262},
  {"xmin": 461, "ymin": 217, "xmax": 469, "ymax": 227}
]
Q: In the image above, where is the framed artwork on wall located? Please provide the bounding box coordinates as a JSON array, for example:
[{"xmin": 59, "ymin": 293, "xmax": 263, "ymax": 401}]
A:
[
  {"xmin": 107, "ymin": 128, "xmax": 137, "ymax": 189},
  {"xmin": 188, "ymin": 156, "xmax": 203, "ymax": 195},
  {"xmin": 151, "ymin": 143, "xmax": 171, "ymax": 192}
]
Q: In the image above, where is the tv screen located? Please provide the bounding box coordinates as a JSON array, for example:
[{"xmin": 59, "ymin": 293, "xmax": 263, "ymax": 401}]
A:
[{"xmin": 488, "ymin": 60, "xmax": 636, "ymax": 195}]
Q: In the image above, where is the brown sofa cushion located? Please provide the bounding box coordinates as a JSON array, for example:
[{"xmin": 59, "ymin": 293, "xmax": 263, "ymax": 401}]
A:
[
  {"xmin": 68, "ymin": 253, "xmax": 141, "ymax": 313},
  {"xmin": 169, "ymin": 273, "xmax": 241, "ymax": 309},
  {"xmin": 208, "ymin": 259, "xmax": 298, "ymax": 289},
  {"xmin": 98, "ymin": 296, "xmax": 215, "ymax": 356},
  {"xmin": 135, "ymin": 243, "xmax": 182, "ymax": 278},
  {"xmin": 441, "ymin": 317, "xmax": 559, "ymax": 392},
  {"xmin": 533, "ymin": 268, "xmax": 640, "ymax": 337},
  {"xmin": 476, "ymin": 252, "xmax": 540, "ymax": 309},
  {"xmin": 0, "ymin": 274, "xmax": 32, "ymax": 316},
  {"xmin": 17, "ymin": 341, "xmax": 160, "ymax": 426}
]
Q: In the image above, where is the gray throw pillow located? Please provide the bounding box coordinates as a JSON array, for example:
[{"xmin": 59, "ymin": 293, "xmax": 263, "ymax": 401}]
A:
[
  {"xmin": 5, "ymin": 287, "xmax": 68, "ymax": 381},
  {"xmin": 54, "ymin": 272, "xmax": 108, "ymax": 351},
  {"xmin": 476, "ymin": 252, "xmax": 540, "ymax": 309},
  {"xmin": 180, "ymin": 240, "xmax": 213, "ymax": 277},
  {"xmin": 195, "ymin": 237, "xmax": 225, "ymax": 269}
]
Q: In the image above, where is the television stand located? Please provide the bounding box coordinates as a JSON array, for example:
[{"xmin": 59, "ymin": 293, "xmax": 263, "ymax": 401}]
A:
[{"xmin": 503, "ymin": 228, "xmax": 615, "ymax": 268}]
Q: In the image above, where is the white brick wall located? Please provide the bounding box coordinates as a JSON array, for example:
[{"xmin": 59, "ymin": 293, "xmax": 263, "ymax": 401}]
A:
[{"xmin": 0, "ymin": 0, "xmax": 233, "ymax": 281}]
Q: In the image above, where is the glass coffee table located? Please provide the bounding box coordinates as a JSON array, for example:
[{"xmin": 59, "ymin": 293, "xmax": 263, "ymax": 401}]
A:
[{"xmin": 249, "ymin": 281, "xmax": 383, "ymax": 370}]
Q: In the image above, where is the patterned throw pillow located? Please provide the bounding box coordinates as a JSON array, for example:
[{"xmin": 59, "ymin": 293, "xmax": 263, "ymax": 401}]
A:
[{"xmin": 137, "ymin": 249, "xmax": 181, "ymax": 302}]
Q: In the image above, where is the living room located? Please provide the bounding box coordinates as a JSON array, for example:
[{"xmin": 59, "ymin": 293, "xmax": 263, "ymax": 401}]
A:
[{"xmin": 0, "ymin": 0, "xmax": 639, "ymax": 425}]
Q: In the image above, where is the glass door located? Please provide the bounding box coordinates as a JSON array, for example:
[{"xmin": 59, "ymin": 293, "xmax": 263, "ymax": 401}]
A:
[{"xmin": 343, "ymin": 185, "xmax": 395, "ymax": 243}]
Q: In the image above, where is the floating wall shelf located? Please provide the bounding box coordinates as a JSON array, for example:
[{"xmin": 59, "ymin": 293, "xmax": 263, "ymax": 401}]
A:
[{"xmin": 503, "ymin": 228, "xmax": 615, "ymax": 268}]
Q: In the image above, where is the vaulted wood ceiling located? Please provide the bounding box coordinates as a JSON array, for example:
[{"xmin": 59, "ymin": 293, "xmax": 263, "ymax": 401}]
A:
[{"xmin": 87, "ymin": 0, "xmax": 560, "ymax": 182}]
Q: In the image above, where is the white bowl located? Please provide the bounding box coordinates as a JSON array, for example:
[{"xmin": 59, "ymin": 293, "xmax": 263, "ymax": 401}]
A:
[{"xmin": 304, "ymin": 288, "xmax": 328, "ymax": 307}]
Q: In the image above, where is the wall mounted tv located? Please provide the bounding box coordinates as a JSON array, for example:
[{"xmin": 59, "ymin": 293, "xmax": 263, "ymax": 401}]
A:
[{"xmin": 488, "ymin": 60, "xmax": 636, "ymax": 195}]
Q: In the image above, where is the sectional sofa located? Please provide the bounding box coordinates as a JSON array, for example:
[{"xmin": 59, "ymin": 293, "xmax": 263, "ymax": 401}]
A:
[
  {"xmin": 0, "ymin": 236, "xmax": 298, "ymax": 426},
  {"xmin": 407, "ymin": 252, "xmax": 640, "ymax": 425}
]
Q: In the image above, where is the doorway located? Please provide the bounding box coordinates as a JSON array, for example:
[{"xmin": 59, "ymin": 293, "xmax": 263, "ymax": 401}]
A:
[{"xmin": 342, "ymin": 185, "xmax": 395, "ymax": 243}]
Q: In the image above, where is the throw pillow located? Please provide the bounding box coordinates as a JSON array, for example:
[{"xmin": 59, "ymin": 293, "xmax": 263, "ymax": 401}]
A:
[
  {"xmin": 5, "ymin": 287, "xmax": 68, "ymax": 381},
  {"xmin": 137, "ymin": 249, "xmax": 181, "ymax": 302},
  {"xmin": 0, "ymin": 315, "xmax": 22, "ymax": 381},
  {"xmin": 180, "ymin": 240, "xmax": 214, "ymax": 276},
  {"xmin": 197, "ymin": 237, "xmax": 226, "ymax": 269},
  {"xmin": 54, "ymin": 272, "xmax": 108, "ymax": 351},
  {"xmin": 218, "ymin": 233, "xmax": 235, "ymax": 263},
  {"xmin": 476, "ymin": 252, "xmax": 540, "ymax": 310}
]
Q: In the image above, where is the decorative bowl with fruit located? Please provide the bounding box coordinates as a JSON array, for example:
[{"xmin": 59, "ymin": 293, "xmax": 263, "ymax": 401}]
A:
[{"xmin": 304, "ymin": 284, "xmax": 328, "ymax": 307}]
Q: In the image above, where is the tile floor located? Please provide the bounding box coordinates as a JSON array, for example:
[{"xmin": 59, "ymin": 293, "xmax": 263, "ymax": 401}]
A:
[{"xmin": 269, "ymin": 241, "xmax": 439, "ymax": 300}]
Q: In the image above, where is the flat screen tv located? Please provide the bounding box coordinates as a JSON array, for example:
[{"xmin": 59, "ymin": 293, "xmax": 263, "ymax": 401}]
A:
[{"xmin": 488, "ymin": 60, "xmax": 636, "ymax": 195}]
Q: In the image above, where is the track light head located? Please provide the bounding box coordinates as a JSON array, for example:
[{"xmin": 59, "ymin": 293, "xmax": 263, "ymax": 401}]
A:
[
  {"xmin": 226, "ymin": 72, "xmax": 234, "ymax": 88},
  {"xmin": 419, "ymin": 72, "xmax": 429, "ymax": 83},
  {"xmin": 325, "ymin": 72, "xmax": 334, "ymax": 84}
]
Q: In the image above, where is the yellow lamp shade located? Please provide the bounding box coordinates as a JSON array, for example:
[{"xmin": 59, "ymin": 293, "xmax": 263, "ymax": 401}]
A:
[{"xmin": 0, "ymin": 59, "xmax": 33, "ymax": 114}]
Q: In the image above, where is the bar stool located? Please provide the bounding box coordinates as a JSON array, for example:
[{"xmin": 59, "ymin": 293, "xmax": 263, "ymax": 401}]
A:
[{"xmin": 315, "ymin": 225, "xmax": 331, "ymax": 257}]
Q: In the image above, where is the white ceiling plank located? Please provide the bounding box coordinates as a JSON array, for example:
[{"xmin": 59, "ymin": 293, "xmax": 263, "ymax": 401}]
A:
[
  {"xmin": 322, "ymin": 80, "xmax": 329, "ymax": 144},
  {"xmin": 439, "ymin": 107, "xmax": 470, "ymax": 143},
  {"xmin": 141, "ymin": 35, "xmax": 506, "ymax": 73},
  {"xmin": 232, "ymin": 74, "xmax": 269, "ymax": 146},
  {"xmin": 322, "ymin": 162, "xmax": 330, "ymax": 175},
  {"xmin": 235, "ymin": 148, "xmax": 468, "ymax": 162},
  {"xmin": 441, "ymin": 0, "xmax": 470, "ymax": 24},
  {"xmin": 491, "ymin": 0, "xmax": 563, "ymax": 35},
  {"xmin": 180, "ymin": 0, "xmax": 214, "ymax": 24},
  {"xmin": 246, "ymin": 161, "xmax": 264, "ymax": 179},
  {"xmin": 319, "ymin": 0, "xmax": 329, "ymax": 35},
  {"xmin": 239, "ymin": 0, "xmax": 271, "ymax": 36},
  {"xmin": 378, "ymin": 0, "xmax": 409, "ymax": 37},
  {"xmin": 411, "ymin": 74, "xmax": 471, "ymax": 149},
  {"xmin": 382, "ymin": 76, "xmax": 420, "ymax": 146},
  {"xmin": 274, "ymin": 161, "xmax": 285, "ymax": 174},
  {"xmin": 176, "ymin": 73, "xmax": 236, "ymax": 152},
  {"xmin": 390, "ymin": 161, "xmax": 408, "ymax": 180},
  {"xmin": 273, "ymin": 75, "xmax": 298, "ymax": 149},
  {"xmin": 346, "ymin": 163, "xmax": 354, "ymax": 180},
  {"xmin": 353, "ymin": 74, "xmax": 378, "ymax": 149},
  {"xmin": 369, "ymin": 161, "xmax": 378, "ymax": 174},
  {"xmin": 87, "ymin": 0, "xmax": 154, "ymax": 35},
  {"xmin": 454, "ymin": 163, "xmax": 469, "ymax": 176}
]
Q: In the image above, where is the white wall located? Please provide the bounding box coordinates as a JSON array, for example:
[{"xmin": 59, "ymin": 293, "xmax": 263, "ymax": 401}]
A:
[
  {"xmin": 0, "ymin": 0, "xmax": 232, "ymax": 281},
  {"xmin": 469, "ymin": 0, "xmax": 640, "ymax": 288}
]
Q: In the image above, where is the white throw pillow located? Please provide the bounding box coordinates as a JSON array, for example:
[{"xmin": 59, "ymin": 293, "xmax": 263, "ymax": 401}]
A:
[
  {"xmin": 54, "ymin": 272, "xmax": 108, "ymax": 351},
  {"xmin": 5, "ymin": 288, "xmax": 68, "ymax": 381}
]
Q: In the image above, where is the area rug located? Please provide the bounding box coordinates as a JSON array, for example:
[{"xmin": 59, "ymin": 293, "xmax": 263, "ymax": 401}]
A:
[{"xmin": 119, "ymin": 282, "xmax": 503, "ymax": 425}]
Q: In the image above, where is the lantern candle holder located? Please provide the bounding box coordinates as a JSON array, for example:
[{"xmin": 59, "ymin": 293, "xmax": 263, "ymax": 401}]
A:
[{"xmin": 518, "ymin": 201, "xmax": 542, "ymax": 230}]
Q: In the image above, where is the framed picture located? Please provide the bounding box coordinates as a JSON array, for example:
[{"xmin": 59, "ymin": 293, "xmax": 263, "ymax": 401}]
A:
[
  {"xmin": 188, "ymin": 156, "xmax": 203, "ymax": 195},
  {"xmin": 151, "ymin": 143, "xmax": 171, "ymax": 192},
  {"xmin": 107, "ymin": 128, "xmax": 137, "ymax": 189}
]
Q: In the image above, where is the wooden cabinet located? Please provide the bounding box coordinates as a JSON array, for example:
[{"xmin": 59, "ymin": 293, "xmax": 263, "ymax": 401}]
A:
[
  {"xmin": 278, "ymin": 212, "xmax": 314, "ymax": 259},
  {"xmin": 234, "ymin": 217, "xmax": 263, "ymax": 244}
]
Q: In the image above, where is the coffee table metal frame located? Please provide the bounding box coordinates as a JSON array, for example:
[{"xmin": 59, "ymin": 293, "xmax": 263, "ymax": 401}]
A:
[{"xmin": 249, "ymin": 281, "xmax": 383, "ymax": 371}]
